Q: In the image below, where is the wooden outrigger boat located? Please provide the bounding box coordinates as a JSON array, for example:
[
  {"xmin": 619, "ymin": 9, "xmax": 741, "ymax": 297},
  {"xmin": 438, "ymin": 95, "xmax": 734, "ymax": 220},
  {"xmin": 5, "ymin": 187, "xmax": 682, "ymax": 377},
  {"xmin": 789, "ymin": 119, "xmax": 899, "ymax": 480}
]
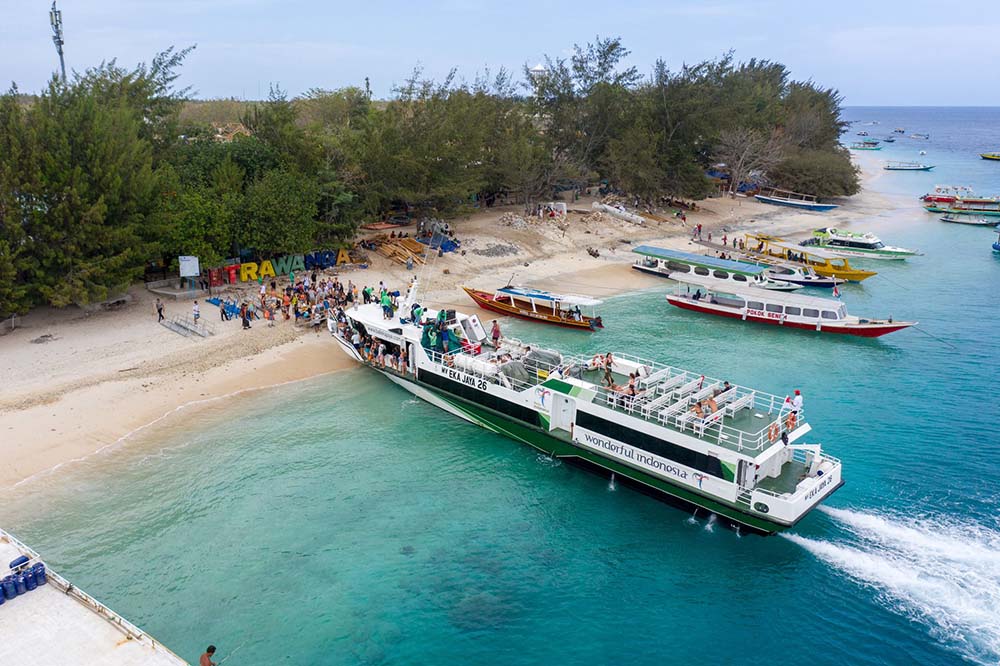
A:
[
  {"xmin": 753, "ymin": 188, "xmax": 838, "ymax": 211},
  {"xmin": 462, "ymin": 285, "xmax": 604, "ymax": 330},
  {"xmin": 884, "ymin": 161, "xmax": 934, "ymax": 171},
  {"xmin": 666, "ymin": 274, "xmax": 915, "ymax": 338},
  {"xmin": 744, "ymin": 234, "xmax": 878, "ymax": 282},
  {"xmin": 940, "ymin": 214, "xmax": 998, "ymax": 226}
]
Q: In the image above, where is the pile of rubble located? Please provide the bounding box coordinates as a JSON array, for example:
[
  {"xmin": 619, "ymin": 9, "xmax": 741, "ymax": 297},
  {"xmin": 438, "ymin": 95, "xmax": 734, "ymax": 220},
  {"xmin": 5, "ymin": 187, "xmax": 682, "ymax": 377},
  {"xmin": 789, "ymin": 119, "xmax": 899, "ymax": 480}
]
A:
[
  {"xmin": 498, "ymin": 212, "xmax": 530, "ymax": 230},
  {"xmin": 471, "ymin": 242, "xmax": 520, "ymax": 258},
  {"xmin": 581, "ymin": 211, "xmax": 611, "ymax": 225}
]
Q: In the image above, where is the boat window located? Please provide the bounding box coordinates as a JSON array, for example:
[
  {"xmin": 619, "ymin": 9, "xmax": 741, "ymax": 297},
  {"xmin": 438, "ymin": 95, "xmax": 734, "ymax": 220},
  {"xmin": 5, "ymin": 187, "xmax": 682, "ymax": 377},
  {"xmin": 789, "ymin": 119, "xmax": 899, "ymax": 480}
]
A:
[
  {"xmin": 713, "ymin": 270, "xmax": 728, "ymax": 279},
  {"xmin": 822, "ymin": 310, "xmax": 838, "ymax": 320},
  {"xmin": 765, "ymin": 304, "xmax": 783, "ymax": 313},
  {"xmin": 694, "ymin": 266, "xmax": 710, "ymax": 276},
  {"xmin": 803, "ymin": 308, "xmax": 819, "ymax": 318},
  {"xmin": 732, "ymin": 274, "xmax": 747, "ymax": 282},
  {"xmin": 747, "ymin": 301, "xmax": 764, "ymax": 310},
  {"xmin": 838, "ymin": 305, "xmax": 847, "ymax": 318},
  {"xmin": 667, "ymin": 261, "xmax": 691, "ymax": 273},
  {"xmin": 785, "ymin": 306, "xmax": 801, "ymax": 316}
]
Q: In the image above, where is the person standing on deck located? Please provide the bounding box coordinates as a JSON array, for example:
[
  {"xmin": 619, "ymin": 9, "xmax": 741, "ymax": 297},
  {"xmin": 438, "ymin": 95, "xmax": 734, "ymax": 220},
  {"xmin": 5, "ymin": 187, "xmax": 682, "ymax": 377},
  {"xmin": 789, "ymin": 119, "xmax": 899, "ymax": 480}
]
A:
[
  {"xmin": 792, "ymin": 389, "xmax": 803, "ymax": 414},
  {"xmin": 200, "ymin": 645, "xmax": 217, "ymax": 666},
  {"xmin": 155, "ymin": 298, "xmax": 164, "ymax": 322},
  {"xmin": 491, "ymin": 320, "xmax": 502, "ymax": 347}
]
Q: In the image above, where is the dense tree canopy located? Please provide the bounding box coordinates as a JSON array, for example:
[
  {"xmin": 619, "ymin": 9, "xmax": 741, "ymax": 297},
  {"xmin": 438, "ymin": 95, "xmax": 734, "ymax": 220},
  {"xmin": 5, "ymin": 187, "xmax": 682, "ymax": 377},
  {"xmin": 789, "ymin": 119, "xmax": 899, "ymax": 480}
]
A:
[{"xmin": 0, "ymin": 38, "xmax": 857, "ymax": 316}]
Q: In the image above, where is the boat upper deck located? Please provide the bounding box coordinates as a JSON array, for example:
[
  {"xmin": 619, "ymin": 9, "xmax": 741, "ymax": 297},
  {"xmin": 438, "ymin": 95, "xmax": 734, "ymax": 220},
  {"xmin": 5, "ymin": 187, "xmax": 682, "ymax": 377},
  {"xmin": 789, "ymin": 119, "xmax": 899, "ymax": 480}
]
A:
[
  {"xmin": 0, "ymin": 530, "xmax": 188, "ymax": 666},
  {"xmin": 424, "ymin": 338, "xmax": 804, "ymax": 459}
]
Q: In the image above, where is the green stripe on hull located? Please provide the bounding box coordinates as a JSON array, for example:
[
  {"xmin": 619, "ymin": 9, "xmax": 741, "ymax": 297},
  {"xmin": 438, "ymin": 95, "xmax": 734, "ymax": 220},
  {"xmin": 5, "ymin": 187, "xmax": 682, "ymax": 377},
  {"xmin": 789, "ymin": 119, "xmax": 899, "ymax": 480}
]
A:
[{"xmin": 404, "ymin": 376, "xmax": 787, "ymax": 534}]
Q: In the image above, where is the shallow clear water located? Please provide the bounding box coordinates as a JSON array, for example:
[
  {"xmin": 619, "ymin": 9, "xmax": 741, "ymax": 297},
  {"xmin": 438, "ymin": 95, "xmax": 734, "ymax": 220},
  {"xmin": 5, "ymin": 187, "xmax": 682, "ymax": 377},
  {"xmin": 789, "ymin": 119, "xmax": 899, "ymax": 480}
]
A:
[{"xmin": 2, "ymin": 108, "xmax": 1000, "ymax": 666}]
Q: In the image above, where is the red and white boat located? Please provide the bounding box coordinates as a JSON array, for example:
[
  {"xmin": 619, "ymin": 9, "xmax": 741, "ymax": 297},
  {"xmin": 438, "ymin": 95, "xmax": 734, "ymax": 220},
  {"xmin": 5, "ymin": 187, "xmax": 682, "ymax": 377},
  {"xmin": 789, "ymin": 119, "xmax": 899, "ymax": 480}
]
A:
[
  {"xmin": 665, "ymin": 274, "xmax": 915, "ymax": 338},
  {"xmin": 920, "ymin": 185, "xmax": 998, "ymax": 205}
]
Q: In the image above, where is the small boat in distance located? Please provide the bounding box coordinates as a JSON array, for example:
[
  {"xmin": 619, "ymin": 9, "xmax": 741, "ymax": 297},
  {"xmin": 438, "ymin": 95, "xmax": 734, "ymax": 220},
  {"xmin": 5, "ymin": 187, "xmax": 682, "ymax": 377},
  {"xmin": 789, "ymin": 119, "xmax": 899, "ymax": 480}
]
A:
[
  {"xmin": 631, "ymin": 245, "xmax": 799, "ymax": 290},
  {"xmin": 800, "ymin": 227, "xmax": 921, "ymax": 260},
  {"xmin": 665, "ymin": 274, "xmax": 915, "ymax": 338},
  {"xmin": 982, "ymin": 153, "xmax": 1000, "ymax": 161},
  {"xmin": 462, "ymin": 285, "xmax": 604, "ymax": 331},
  {"xmin": 893, "ymin": 127, "xmax": 905, "ymax": 134},
  {"xmin": 754, "ymin": 188, "xmax": 838, "ymax": 211},
  {"xmin": 884, "ymin": 161, "xmax": 934, "ymax": 171},
  {"xmin": 910, "ymin": 133, "xmax": 930, "ymax": 140},
  {"xmin": 993, "ymin": 227, "xmax": 1000, "ymax": 253},
  {"xmin": 850, "ymin": 142, "xmax": 882, "ymax": 151},
  {"xmin": 857, "ymin": 131, "xmax": 869, "ymax": 136},
  {"xmin": 940, "ymin": 214, "xmax": 998, "ymax": 226},
  {"xmin": 744, "ymin": 234, "xmax": 878, "ymax": 282},
  {"xmin": 883, "ymin": 137, "xmax": 896, "ymax": 143}
]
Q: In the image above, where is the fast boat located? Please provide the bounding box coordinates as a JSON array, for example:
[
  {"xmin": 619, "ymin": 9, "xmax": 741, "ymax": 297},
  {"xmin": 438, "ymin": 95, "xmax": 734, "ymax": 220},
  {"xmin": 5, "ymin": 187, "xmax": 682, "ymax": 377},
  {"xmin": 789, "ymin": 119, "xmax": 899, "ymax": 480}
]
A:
[
  {"xmin": 462, "ymin": 285, "xmax": 604, "ymax": 331},
  {"xmin": 327, "ymin": 280, "xmax": 844, "ymax": 535},
  {"xmin": 665, "ymin": 274, "xmax": 915, "ymax": 338},
  {"xmin": 631, "ymin": 245, "xmax": 799, "ymax": 290},
  {"xmin": 981, "ymin": 153, "xmax": 1000, "ymax": 161},
  {"xmin": 744, "ymin": 234, "xmax": 878, "ymax": 282},
  {"xmin": 800, "ymin": 227, "xmax": 921, "ymax": 260},
  {"xmin": 924, "ymin": 200, "xmax": 1000, "ymax": 217},
  {"xmin": 919, "ymin": 185, "xmax": 994, "ymax": 204},
  {"xmin": 849, "ymin": 142, "xmax": 882, "ymax": 151},
  {"xmin": 940, "ymin": 214, "xmax": 998, "ymax": 227},
  {"xmin": 761, "ymin": 264, "xmax": 845, "ymax": 289},
  {"xmin": 884, "ymin": 161, "xmax": 934, "ymax": 171}
]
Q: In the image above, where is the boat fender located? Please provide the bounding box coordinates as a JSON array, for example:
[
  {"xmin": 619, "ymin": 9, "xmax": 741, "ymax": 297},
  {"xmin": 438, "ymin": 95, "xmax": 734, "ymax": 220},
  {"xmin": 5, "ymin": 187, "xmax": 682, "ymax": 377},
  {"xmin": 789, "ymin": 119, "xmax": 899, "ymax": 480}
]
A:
[
  {"xmin": 741, "ymin": 309, "xmax": 748, "ymax": 321},
  {"xmin": 8, "ymin": 555, "xmax": 29, "ymax": 571},
  {"xmin": 768, "ymin": 422, "xmax": 780, "ymax": 443},
  {"xmin": 786, "ymin": 412, "xmax": 797, "ymax": 431}
]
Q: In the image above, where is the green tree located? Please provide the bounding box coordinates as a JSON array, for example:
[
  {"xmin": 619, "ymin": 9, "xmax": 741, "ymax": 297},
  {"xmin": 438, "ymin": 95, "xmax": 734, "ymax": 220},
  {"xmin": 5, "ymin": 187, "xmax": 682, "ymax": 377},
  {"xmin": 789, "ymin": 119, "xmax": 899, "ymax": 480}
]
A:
[{"xmin": 238, "ymin": 170, "xmax": 320, "ymax": 253}]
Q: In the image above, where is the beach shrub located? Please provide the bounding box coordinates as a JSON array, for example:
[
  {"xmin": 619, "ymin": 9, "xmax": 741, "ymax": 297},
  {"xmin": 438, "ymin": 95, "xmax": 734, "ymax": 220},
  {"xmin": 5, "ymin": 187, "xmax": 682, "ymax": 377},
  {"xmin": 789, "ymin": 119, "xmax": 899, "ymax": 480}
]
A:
[{"xmin": 769, "ymin": 148, "xmax": 860, "ymax": 198}]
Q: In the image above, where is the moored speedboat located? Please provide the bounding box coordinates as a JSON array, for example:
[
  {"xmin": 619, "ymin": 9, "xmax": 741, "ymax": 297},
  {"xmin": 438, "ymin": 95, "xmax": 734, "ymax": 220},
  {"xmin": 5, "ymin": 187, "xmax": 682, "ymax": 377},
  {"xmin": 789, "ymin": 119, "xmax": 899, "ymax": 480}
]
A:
[
  {"xmin": 849, "ymin": 142, "xmax": 882, "ymax": 151},
  {"xmin": 328, "ymin": 282, "xmax": 844, "ymax": 534},
  {"xmin": 665, "ymin": 274, "xmax": 915, "ymax": 338},
  {"xmin": 631, "ymin": 245, "xmax": 799, "ymax": 290},
  {"xmin": 924, "ymin": 200, "xmax": 1000, "ymax": 217},
  {"xmin": 800, "ymin": 227, "xmax": 921, "ymax": 260},
  {"xmin": 762, "ymin": 263, "xmax": 845, "ymax": 289},
  {"xmin": 462, "ymin": 285, "xmax": 603, "ymax": 330}
]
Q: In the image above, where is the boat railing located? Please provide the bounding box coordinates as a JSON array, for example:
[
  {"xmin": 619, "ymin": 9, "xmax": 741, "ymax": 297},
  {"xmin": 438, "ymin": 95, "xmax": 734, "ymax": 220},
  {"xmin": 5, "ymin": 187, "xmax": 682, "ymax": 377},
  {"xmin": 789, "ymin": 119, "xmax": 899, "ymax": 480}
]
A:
[{"xmin": 0, "ymin": 528, "xmax": 188, "ymax": 663}]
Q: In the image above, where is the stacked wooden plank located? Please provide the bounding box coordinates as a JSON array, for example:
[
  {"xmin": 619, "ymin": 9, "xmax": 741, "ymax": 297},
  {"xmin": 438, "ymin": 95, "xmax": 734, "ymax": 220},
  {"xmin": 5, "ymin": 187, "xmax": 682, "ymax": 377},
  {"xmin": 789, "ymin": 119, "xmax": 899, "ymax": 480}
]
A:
[{"xmin": 372, "ymin": 236, "xmax": 428, "ymax": 265}]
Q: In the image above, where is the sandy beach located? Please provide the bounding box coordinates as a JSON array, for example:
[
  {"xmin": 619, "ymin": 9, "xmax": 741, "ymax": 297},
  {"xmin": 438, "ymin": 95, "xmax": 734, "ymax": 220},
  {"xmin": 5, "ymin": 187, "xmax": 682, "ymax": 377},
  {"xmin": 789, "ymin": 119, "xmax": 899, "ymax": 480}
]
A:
[{"xmin": 0, "ymin": 182, "xmax": 889, "ymax": 490}]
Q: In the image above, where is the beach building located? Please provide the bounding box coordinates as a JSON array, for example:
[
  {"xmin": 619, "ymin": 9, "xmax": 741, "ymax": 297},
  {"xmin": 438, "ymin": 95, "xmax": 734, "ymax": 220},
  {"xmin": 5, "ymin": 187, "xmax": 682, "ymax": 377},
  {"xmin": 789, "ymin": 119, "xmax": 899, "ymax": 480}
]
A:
[{"xmin": 0, "ymin": 529, "xmax": 188, "ymax": 666}]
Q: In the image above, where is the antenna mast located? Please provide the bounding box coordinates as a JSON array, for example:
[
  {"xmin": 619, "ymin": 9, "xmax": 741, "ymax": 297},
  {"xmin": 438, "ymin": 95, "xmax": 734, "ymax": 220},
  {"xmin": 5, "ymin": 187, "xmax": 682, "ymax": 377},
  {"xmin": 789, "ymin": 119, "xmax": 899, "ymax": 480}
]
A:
[{"xmin": 49, "ymin": 1, "xmax": 66, "ymax": 83}]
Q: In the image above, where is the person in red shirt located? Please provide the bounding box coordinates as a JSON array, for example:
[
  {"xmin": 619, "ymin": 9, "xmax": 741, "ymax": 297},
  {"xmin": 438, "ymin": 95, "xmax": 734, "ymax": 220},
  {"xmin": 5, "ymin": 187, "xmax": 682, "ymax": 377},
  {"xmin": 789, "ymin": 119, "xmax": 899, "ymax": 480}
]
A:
[{"xmin": 200, "ymin": 645, "xmax": 217, "ymax": 666}]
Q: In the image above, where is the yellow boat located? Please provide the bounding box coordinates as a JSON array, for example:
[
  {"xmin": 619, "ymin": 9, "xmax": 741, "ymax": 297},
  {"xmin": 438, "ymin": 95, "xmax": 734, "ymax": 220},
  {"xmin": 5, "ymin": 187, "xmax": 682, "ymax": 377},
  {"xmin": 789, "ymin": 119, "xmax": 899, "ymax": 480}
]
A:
[
  {"xmin": 743, "ymin": 234, "xmax": 878, "ymax": 282},
  {"xmin": 982, "ymin": 153, "xmax": 1000, "ymax": 161}
]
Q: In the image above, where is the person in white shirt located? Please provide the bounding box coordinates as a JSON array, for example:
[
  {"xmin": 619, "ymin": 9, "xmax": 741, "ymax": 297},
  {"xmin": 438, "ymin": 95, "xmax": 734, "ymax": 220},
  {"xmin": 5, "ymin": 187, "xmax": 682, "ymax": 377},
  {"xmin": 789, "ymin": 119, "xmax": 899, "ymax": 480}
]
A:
[{"xmin": 791, "ymin": 389, "xmax": 803, "ymax": 414}]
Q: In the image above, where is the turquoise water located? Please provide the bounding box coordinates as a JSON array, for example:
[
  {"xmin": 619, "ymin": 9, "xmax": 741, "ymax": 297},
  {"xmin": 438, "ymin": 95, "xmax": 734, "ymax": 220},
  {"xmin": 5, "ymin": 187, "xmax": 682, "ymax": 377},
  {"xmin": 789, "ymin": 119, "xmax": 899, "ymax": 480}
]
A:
[{"xmin": 2, "ymin": 108, "xmax": 1000, "ymax": 665}]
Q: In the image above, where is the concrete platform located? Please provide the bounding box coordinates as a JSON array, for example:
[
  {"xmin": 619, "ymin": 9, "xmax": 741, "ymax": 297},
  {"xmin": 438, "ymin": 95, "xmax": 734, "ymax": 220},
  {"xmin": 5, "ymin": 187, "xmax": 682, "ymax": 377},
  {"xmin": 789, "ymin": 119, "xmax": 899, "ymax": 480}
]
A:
[{"xmin": 0, "ymin": 529, "xmax": 188, "ymax": 666}]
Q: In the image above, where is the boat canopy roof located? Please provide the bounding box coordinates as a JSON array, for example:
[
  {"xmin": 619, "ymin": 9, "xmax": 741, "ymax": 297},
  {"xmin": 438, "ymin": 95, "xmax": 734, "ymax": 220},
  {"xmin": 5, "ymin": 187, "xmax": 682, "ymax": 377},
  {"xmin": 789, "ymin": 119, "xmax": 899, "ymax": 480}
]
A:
[
  {"xmin": 750, "ymin": 235, "xmax": 844, "ymax": 260},
  {"xmin": 632, "ymin": 245, "xmax": 767, "ymax": 275},
  {"xmin": 496, "ymin": 285, "xmax": 602, "ymax": 307},
  {"xmin": 669, "ymin": 273, "xmax": 845, "ymax": 309}
]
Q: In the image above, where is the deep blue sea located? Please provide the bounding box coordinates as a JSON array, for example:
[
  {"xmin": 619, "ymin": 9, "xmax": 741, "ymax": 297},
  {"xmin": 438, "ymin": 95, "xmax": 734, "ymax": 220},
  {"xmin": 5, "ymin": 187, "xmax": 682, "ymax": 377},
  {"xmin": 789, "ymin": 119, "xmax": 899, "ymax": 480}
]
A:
[{"xmin": 2, "ymin": 107, "xmax": 1000, "ymax": 666}]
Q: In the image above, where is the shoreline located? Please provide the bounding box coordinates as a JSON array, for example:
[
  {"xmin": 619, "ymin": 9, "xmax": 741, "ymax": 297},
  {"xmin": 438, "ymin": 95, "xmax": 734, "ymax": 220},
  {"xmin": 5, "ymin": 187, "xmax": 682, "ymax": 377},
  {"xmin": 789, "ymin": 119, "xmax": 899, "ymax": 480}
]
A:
[{"xmin": 0, "ymin": 175, "xmax": 892, "ymax": 491}]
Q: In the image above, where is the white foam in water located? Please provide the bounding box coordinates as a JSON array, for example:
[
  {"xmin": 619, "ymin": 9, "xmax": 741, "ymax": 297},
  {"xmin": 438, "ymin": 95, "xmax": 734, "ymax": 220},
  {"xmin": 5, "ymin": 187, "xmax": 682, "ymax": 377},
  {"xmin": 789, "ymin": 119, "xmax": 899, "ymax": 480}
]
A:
[{"xmin": 785, "ymin": 508, "xmax": 1000, "ymax": 665}]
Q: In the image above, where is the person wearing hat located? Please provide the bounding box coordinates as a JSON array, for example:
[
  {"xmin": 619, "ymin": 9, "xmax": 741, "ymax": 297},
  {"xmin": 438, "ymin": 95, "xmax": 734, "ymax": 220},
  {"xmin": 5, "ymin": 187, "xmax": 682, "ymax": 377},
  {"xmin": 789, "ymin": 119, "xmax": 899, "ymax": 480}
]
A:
[{"xmin": 791, "ymin": 389, "xmax": 803, "ymax": 414}]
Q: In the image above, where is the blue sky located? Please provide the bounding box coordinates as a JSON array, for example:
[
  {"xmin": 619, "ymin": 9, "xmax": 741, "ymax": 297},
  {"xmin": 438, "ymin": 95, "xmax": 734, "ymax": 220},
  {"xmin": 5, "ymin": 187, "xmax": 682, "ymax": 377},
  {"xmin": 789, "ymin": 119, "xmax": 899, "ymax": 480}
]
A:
[{"xmin": 2, "ymin": 0, "xmax": 998, "ymax": 105}]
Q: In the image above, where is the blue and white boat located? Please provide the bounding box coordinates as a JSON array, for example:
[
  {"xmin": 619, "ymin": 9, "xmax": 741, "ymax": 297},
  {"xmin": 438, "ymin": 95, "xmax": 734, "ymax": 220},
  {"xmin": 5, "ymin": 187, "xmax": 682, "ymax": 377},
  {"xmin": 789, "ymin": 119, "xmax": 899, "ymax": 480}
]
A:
[
  {"xmin": 631, "ymin": 245, "xmax": 799, "ymax": 290},
  {"xmin": 754, "ymin": 188, "xmax": 838, "ymax": 212},
  {"xmin": 993, "ymin": 226, "xmax": 1000, "ymax": 253}
]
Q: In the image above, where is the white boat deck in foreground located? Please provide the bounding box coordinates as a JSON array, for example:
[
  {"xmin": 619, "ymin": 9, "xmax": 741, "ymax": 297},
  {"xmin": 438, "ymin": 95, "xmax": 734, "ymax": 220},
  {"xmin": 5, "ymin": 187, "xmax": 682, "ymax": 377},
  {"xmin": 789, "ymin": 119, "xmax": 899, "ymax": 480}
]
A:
[{"xmin": 0, "ymin": 529, "xmax": 188, "ymax": 666}]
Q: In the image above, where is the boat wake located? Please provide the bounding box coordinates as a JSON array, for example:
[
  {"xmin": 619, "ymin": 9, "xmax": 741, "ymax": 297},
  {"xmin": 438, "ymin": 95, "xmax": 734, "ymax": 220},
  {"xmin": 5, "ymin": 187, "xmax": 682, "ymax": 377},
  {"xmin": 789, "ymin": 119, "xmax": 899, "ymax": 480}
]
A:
[{"xmin": 784, "ymin": 506, "xmax": 1000, "ymax": 665}]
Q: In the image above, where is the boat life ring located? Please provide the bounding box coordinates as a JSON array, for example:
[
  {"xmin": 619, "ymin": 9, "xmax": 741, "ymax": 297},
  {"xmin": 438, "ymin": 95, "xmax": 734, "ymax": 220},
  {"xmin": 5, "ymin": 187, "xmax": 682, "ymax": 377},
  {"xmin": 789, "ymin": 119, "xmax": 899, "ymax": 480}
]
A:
[
  {"xmin": 786, "ymin": 412, "xmax": 797, "ymax": 430},
  {"xmin": 768, "ymin": 422, "xmax": 780, "ymax": 443}
]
